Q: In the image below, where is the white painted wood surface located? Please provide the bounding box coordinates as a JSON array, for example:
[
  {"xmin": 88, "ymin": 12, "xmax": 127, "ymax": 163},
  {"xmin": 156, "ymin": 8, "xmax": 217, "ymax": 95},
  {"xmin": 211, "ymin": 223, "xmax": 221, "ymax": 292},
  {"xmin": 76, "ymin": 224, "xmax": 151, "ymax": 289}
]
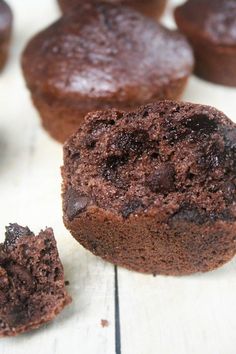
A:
[{"xmin": 0, "ymin": 1, "xmax": 236, "ymax": 354}]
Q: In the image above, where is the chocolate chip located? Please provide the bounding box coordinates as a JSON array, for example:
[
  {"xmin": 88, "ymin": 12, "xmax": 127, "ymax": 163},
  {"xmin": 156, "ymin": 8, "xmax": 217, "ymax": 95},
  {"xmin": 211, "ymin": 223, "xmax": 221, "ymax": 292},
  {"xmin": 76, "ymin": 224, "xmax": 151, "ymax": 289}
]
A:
[
  {"xmin": 166, "ymin": 114, "xmax": 217, "ymax": 146},
  {"xmin": 102, "ymin": 154, "xmax": 128, "ymax": 183},
  {"xmin": 198, "ymin": 141, "xmax": 223, "ymax": 169},
  {"xmin": 65, "ymin": 188, "xmax": 90, "ymax": 221},
  {"xmin": 4, "ymin": 224, "xmax": 33, "ymax": 250},
  {"xmin": 115, "ymin": 130, "xmax": 149, "ymax": 155},
  {"xmin": 184, "ymin": 114, "xmax": 217, "ymax": 135},
  {"xmin": 170, "ymin": 205, "xmax": 207, "ymax": 225},
  {"xmin": 146, "ymin": 163, "xmax": 175, "ymax": 194},
  {"xmin": 105, "ymin": 154, "xmax": 128, "ymax": 170},
  {"xmin": 150, "ymin": 152, "xmax": 159, "ymax": 160},
  {"xmin": 121, "ymin": 199, "xmax": 143, "ymax": 218},
  {"xmin": 223, "ymin": 127, "xmax": 236, "ymax": 150},
  {"xmin": 67, "ymin": 147, "xmax": 80, "ymax": 160},
  {"xmin": 8, "ymin": 304, "xmax": 28, "ymax": 327},
  {"xmin": 85, "ymin": 137, "xmax": 96, "ymax": 149},
  {"xmin": 221, "ymin": 181, "xmax": 236, "ymax": 202}
]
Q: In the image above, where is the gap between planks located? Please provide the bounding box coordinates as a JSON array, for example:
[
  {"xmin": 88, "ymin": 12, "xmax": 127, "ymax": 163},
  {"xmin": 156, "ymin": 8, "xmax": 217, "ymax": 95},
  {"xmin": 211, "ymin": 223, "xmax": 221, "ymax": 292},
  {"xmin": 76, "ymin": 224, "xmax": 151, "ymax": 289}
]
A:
[{"xmin": 115, "ymin": 266, "xmax": 121, "ymax": 354}]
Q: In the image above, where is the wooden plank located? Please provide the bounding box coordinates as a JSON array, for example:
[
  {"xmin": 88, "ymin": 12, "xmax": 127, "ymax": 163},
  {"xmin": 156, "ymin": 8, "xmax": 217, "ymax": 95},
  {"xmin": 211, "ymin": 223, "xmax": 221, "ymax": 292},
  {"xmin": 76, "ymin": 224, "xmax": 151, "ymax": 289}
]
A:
[
  {"xmin": 119, "ymin": 259, "xmax": 236, "ymax": 354},
  {"xmin": 118, "ymin": 2, "xmax": 236, "ymax": 354},
  {"xmin": 0, "ymin": 1, "xmax": 116, "ymax": 353}
]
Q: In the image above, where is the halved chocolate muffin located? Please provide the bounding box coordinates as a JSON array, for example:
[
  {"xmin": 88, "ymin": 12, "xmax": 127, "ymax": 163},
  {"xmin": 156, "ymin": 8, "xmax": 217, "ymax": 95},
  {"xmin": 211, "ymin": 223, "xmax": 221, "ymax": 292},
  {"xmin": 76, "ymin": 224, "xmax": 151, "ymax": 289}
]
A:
[
  {"xmin": 58, "ymin": 0, "xmax": 167, "ymax": 19},
  {"xmin": 62, "ymin": 101, "xmax": 236, "ymax": 276},
  {"xmin": 175, "ymin": 0, "xmax": 236, "ymax": 86},
  {"xmin": 22, "ymin": 2, "xmax": 193, "ymax": 143},
  {"xmin": 0, "ymin": 0, "xmax": 13, "ymax": 71},
  {"xmin": 0, "ymin": 224, "xmax": 71, "ymax": 337}
]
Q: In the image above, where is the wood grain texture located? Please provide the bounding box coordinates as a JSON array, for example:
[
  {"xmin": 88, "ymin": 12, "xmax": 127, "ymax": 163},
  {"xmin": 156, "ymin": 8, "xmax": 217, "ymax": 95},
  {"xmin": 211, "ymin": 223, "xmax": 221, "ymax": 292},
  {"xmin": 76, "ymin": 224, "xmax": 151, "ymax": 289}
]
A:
[
  {"xmin": 0, "ymin": 0, "xmax": 236, "ymax": 353},
  {"xmin": 119, "ymin": 2, "xmax": 236, "ymax": 354},
  {"xmin": 0, "ymin": 1, "xmax": 115, "ymax": 353}
]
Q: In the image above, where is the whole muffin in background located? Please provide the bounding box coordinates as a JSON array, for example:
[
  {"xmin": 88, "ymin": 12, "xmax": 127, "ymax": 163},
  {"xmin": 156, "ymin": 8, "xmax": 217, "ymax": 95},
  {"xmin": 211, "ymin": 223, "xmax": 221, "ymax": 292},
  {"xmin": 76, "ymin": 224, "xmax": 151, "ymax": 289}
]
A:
[
  {"xmin": 0, "ymin": 0, "xmax": 13, "ymax": 71},
  {"xmin": 22, "ymin": 2, "xmax": 193, "ymax": 143},
  {"xmin": 175, "ymin": 0, "xmax": 236, "ymax": 87},
  {"xmin": 58, "ymin": 0, "xmax": 167, "ymax": 19},
  {"xmin": 62, "ymin": 101, "xmax": 236, "ymax": 276}
]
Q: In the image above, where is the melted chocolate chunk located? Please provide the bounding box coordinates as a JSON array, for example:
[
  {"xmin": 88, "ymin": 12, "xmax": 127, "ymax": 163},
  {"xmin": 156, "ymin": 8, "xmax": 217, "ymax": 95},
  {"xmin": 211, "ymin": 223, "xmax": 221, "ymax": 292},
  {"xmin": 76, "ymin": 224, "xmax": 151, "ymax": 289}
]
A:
[
  {"xmin": 184, "ymin": 114, "xmax": 217, "ymax": 135},
  {"xmin": 171, "ymin": 205, "xmax": 207, "ymax": 225},
  {"xmin": 65, "ymin": 188, "xmax": 90, "ymax": 220},
  {"xmin": 4, "ymin": 224, "xmax": 33, "ymax": 250},
  {"xmin": 102, "ymin": 154, "xmax": 128, "ymax": 183},
  {"xmin": 198, "ymin": 141, "xmax": 224, "ymax": 169},
  {"xmin": 115, "ymin": 130, "xmax": 149, "ymax": 155},
  {"xmin": 146, "ymin": 163, "xmax": 175, "ymax": 194},
  {"xmin": 223, "ymin": 127, "xmax": 236, "ymax": 167},
  {"xmin": 121, "ymin": 199, "xmax": 143, "ymax": 218}
]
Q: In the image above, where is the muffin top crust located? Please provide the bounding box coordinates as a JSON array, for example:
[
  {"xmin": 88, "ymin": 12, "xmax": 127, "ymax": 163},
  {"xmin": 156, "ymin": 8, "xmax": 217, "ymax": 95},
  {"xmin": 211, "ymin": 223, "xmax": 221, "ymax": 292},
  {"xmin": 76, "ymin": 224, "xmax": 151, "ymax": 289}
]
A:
[
  {"xmin": 0, "ymin": 0, "xmax": 12, "ymax": 35},
  {"xmin": 22, "ymin": 3, "xmax": 193, "ymax": 104},
  {"xmin": 175, "ymin": 0, "xmax": 236, "ymax": 46},
  {"xmin": 58, "ymin": 0, "xmax": 166, "ymax": 14}
]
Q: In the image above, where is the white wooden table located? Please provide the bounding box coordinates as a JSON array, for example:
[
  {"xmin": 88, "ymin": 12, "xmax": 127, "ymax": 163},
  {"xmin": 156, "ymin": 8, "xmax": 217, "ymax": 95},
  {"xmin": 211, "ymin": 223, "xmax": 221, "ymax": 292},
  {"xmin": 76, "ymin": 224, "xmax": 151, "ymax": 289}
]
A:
[{"xmin": 0, "ymin": 1, "xmax": 236, "ymax": 353}]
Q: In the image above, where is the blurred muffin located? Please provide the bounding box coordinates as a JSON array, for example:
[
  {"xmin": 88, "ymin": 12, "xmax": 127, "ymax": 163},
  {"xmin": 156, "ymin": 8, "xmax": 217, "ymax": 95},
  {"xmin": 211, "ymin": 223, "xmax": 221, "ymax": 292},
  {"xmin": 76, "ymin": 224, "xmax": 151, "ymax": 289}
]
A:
[
  {"xmin": 0, "ymin": 0, "xmax": 13, "ymax": 71},
  {"xmin": 175, "ymin": 0, "xmax": 236, "ymax": 86},
  {"xmin": 58, "ymin": 0, "xmax": 167, "ymax": 19},
  {"xmin": 22, "ymin": 2, "xmax": 193, "ymax": 142}
]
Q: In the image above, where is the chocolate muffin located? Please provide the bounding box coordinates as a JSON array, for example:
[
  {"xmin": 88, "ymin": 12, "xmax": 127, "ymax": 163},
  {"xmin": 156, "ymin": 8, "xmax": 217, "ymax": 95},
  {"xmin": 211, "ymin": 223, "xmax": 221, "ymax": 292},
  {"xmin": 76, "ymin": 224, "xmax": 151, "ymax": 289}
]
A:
[
  {"xmin": 62, "ymin": 101, "xmax": 236, "ymax": 276},
  {"xmin": 0, "ymin": 0, "xmax": 12, "ymax": 71},
  {"xmin": 22, "ymin": 2, "xmax": 194, "ymax": 143},
  {"xmin": 58, "ymin": 0, "xmax": 167, "ymax": 19},
  {"xmin": 175, "ymin": 0, "xmax": 236, "ymax": 86},
  {"xmin": 0, "ymin": 224, "xmax": 71, "ymax": 337}
]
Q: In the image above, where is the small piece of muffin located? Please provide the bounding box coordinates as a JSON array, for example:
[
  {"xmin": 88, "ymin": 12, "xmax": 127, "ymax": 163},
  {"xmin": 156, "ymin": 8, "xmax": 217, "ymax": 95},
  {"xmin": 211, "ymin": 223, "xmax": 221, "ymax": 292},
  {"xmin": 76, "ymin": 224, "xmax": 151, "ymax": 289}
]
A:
[
  {"xmin": 0, "ymin": 0, "xmax": 12, "ymax": 71},
  {"xmin": 62, "ymin": 101, "xmax": 236, "ymax": 276},
  {"xmin": 175, "ymin": 0, "xmax": 236, "ymax": 86},
  {"xmin": 58, "ymin": 0, "xmax": 167, "ymax": 19},
  {"xmin": 22, "ymin": 2, "xmax": 193, "ymax": 143},
  {"xmin": 0, "ymin": 224, "xmax": 71, "ymax": 337}
]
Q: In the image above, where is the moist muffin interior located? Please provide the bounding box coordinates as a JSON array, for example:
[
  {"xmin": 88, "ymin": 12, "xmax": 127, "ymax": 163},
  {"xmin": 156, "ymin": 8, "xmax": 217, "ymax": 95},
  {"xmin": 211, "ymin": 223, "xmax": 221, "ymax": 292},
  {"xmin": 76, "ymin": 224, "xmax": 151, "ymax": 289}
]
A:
[
  {"xmin": 0, "ymin": 224, "xmax": 71, "ymax": 336},
  {"xmin": 63, "ymin": 101, "xmax": 236, "ymax": 220}
]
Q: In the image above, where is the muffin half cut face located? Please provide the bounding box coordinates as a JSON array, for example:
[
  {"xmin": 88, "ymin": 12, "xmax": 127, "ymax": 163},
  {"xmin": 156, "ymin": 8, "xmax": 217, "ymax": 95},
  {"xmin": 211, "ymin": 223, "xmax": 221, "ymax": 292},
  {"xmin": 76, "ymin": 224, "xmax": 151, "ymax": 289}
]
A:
[{"xmin": 62, "ymin": 101, "xmax": 236, "ymax": 275}]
